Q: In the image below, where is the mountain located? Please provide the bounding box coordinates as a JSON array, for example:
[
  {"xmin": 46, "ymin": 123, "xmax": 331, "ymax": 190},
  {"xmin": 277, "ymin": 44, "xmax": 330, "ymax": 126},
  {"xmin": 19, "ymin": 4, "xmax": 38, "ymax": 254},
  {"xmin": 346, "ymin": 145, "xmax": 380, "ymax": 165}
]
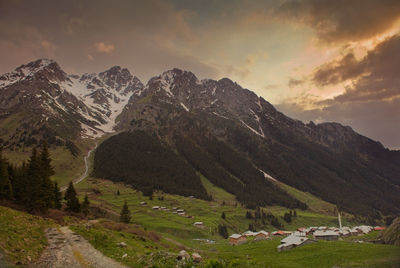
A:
[
  {"xmin": 0, "ymin": 59, "xmax": 143, "ymax": 152},
  {"xmin": 100, "ymin": 68, "xmax": 400, "ymax": 217},
  {"xmin": 1, "ymin": 60, "xmax": 399, "ymax": 219}
]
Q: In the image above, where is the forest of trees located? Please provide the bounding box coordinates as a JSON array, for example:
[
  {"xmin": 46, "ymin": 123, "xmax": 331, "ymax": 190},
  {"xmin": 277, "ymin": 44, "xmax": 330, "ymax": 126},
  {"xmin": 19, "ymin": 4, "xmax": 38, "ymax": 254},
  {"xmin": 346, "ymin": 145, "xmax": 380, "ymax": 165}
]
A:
[
  {"xmin": 174, "ymin": 134, "xmax": 307, "ymax": 209},
  {"xmin": 0, "ymin": 143, "xmax": 57, "ymax": 212},
  {"xmin": 0, "ymin": 143, "xmax": 85, "ymax": 214},
  {"xmin": 93, "ymin": 131, "xmax": 211, "ymax": 200}
]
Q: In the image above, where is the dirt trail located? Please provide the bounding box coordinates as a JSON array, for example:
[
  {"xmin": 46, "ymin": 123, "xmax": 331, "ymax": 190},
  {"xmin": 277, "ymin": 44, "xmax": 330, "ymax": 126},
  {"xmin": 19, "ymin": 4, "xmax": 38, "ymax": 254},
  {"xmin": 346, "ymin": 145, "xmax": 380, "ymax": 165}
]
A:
[
  {"xmin": 32, "ymin": 226, "xmax": 127, "ymax": 268},
  {"xmin": 61, "ymin": 144, "xmax": 97, "ymax": 192}
]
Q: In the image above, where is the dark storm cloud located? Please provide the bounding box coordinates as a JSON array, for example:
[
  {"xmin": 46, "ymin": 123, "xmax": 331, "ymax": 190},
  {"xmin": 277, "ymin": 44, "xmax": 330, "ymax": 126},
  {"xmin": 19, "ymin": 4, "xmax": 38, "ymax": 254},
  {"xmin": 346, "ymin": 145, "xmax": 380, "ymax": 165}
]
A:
[{"xmin": 276, "ymin": 0, "xmax": 400, "ymax": 42}]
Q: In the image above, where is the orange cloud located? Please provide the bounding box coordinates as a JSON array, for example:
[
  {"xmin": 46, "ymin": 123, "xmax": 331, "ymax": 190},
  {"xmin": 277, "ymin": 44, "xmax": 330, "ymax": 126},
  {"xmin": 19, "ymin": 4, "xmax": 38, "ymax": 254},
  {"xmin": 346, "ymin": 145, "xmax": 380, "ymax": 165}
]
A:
[{"xmin": 94, "ymin": 42, "xmax": 115, "ymax": 54}]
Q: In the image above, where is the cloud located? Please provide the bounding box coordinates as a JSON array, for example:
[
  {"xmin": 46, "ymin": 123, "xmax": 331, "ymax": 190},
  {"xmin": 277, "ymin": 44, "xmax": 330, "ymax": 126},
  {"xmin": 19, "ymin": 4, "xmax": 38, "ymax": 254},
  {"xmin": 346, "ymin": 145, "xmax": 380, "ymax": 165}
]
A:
[
  {"xmin": 278, "ymin": 34, "xmax": 400, "ymax": 149},
  {"xmin": 313, "ymin": 34, "xmax": 400, "ymax": 102},
  {"xmin": 288, "ymin": 77, "xmax": 305, "ymax": 87},
  {"xmin": 94, "ymin": 42, "xmax": 115, "ymax": 54},
  {"xmin": 276, "ymin": 0, "xmax": 400, "ymax": 43}
]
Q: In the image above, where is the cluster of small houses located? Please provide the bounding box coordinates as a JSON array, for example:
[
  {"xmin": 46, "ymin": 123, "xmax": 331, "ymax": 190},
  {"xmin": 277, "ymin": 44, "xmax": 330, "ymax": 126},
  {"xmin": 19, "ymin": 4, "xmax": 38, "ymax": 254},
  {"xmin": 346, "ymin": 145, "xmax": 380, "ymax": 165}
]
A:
[
  {"xmin": 140, "ymin": 201, "xmax": 195, "ymax": 219},
  {"xmin": 228, "ymin": 225, "xmax": 385, "ymax": 251}
]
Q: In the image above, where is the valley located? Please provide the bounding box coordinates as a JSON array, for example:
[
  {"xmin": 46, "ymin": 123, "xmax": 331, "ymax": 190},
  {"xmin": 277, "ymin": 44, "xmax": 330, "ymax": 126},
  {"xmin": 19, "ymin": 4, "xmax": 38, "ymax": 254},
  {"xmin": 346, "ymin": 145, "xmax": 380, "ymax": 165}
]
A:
[{"xmin": 0, "ymin": 59, "xmax": 399, "ymax": 267}]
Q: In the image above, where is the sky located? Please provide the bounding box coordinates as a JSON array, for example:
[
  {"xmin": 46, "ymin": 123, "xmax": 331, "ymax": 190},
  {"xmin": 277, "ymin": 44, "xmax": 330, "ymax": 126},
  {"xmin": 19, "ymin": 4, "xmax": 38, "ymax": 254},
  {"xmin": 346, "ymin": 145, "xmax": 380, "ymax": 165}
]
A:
[{"xmin": 0, "ymin": 0, "xmax": 399, "ymax": 149}]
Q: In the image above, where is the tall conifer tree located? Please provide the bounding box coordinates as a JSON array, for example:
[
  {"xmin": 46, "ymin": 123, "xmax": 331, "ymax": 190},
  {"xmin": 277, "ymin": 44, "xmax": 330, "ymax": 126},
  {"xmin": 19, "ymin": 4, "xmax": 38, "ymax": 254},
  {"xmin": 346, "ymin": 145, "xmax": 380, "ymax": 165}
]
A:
[
  {"xmin": 81, "ymin": 194, "xmax": 90, "ymax": 216},
  {"xmin": 64, "ymin": 181, "xmax": 80, "ymax": 212},
  {"xmin": 54, "ymin": 181, "xmax": 62, "ymax": 209},
  {"xmin": 39, "ymin": 142, "xmax": 55, "ymax": 209},
  {"xmin": 0, "ymin": 151, "xmax": 13, "ymax": 200},
  {"xmin": 120, "ymin": 201, "xmax": 131, "ymax": 223}
]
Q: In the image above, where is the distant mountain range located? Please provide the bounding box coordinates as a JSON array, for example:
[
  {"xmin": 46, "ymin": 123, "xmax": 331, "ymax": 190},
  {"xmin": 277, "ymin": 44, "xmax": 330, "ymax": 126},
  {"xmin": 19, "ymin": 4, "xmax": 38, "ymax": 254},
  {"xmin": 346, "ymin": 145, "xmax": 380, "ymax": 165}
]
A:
[{"xmin": 1, "ymin": 59, "xmax": 399, "ymax": 218}]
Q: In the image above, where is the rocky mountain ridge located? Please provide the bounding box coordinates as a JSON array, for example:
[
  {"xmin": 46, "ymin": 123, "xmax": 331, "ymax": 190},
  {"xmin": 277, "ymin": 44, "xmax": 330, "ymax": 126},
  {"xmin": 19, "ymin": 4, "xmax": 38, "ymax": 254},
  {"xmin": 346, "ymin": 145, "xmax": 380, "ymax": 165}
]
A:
[{"xmin": 1, "ymin": 59, "xmax": 399, "ymax": 218}]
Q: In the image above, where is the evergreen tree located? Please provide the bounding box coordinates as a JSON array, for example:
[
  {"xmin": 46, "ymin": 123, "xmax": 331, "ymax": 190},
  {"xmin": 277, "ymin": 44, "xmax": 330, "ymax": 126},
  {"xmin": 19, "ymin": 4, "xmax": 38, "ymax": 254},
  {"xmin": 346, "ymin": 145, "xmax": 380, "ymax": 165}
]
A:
[
  {"xmin": 64, "ymin": 181, "xmax": 80, "ymax": 212},
  {"xmin": 217, "ymin": 224, "xmax": 228, "ymax": 238},
  {"xmin": 221, "ymin": 212, "xmax": 226, "ymax": 219},
  {"xmin": 25, "ymin": 148, "xmax": 44, "ymax": 211},
  {"xmin": 116, "ymin": 190, "xmax": 120, "ymax": 196},
  {"xmin": 81, "ymin": 194, "xmax": 90, "ymax": 216},
  {"xmin": 248, "ymin": 223, "xmax": 256, "ymax": 232},
  {"xmin": 53, "ymin": 182, "xmax": 62, "ymax": 209},
  {"xmin": 283, "ymin": 212, "xmax": 292, "ymax": 223},
  {"xmin": 120, "ymin": 201, "xmax": 131, "ymax": 223},
  {"xmin": 39, "ymin": 142, "xmax": 55, "ymax": 209},
  {"xmin": 0, "ymin": 151, "xmax": 13, "ymax": 200}
]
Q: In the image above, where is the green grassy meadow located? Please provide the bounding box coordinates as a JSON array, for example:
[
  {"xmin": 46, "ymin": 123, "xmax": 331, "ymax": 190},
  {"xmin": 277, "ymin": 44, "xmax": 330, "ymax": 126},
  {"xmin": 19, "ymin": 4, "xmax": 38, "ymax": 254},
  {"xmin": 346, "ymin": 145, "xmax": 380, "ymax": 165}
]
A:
[
  {"xmin": 0, "ymin": 206, "xmax": 56, "ymax": 266},
  {"xmin": 73, "ymin": 177, "xmax": 400, "ymax": 267}
]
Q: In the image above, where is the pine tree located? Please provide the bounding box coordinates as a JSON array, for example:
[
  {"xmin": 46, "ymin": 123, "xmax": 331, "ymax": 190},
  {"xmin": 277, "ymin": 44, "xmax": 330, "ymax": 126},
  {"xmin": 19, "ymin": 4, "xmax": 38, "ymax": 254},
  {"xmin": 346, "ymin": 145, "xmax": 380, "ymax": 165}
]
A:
[
  {"xmin": 217, "ymin": 224, "xmax": 228, "ymax": 238},
  {"xmin": 0, "ymin": 151, "xmax": 13, "ymax": 200},
  {"xmin": 54, "ymin": 181, "xmax": 62, "ymax": 209},
  {"xmin": 25, "ymin": 148, "xmax": 43, "ymax": 211},
  {"xmin": 120, "ymin": 201, "xmax": 131, "ymax": 223},
  {"xmin": 39, "ymin": 142, "xmax": 55, "ymax": 209},
  {"xmin": 116, "ymin": 190, "xmax": 120, "ymax": 196},
  {"xmin": 65, "ymin": 181, "xmax": 80, "ymax": 212},
  {"xmin": 81, "ymin": 194, "xmax": 90, "ymax": 216},
  {"xmin": 221, "ymin": 212, "xmax": 226, "ymax": 219}
]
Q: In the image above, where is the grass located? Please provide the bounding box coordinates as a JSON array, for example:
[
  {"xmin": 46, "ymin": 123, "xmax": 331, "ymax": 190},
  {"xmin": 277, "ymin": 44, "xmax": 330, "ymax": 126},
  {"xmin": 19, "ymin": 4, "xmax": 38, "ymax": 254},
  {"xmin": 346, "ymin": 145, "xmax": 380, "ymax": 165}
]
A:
[
  {"xmin": 201, "ymin": 238, "xmax": 400, "ymax": 268},
  {"xmin": 3, "ymin": 137, "xmax": 100, "ymax": 187},
  {"xmin": 77, "ymin": 178, "xmax": 354, "ymax": 244},
  {"xmin": 199, "ymin": 173, "xmax": 237, "ymax": 205},
  {"xmin": 72, "ymin": 177, "xmax": 400, "ymax": 267},
  {"xmin": 276, "ymin": 182, "xmax": 336, "ymax": 215},
  {"xmin": 0, "ymin": 205, "xmax": 56, "ymax": 266},
  {"xmin": 70, "ymin": 220, "xmax": 178, "ymax": 267}
]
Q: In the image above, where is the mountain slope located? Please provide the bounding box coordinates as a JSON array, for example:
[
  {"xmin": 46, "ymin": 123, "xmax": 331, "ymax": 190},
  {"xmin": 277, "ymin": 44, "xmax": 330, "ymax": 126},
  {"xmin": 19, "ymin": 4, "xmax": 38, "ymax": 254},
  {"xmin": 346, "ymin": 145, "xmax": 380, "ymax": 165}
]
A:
[
  {"xmin": 0, "ymin": 59, "xmax": 143, "ymax": 151},
  {"xmin": 1, "ymin": 60, "xmax": 399, "ymax": 218},
  {"xmin": 110, "ymin": 68, "xmax": 400, "ymax": 217}
]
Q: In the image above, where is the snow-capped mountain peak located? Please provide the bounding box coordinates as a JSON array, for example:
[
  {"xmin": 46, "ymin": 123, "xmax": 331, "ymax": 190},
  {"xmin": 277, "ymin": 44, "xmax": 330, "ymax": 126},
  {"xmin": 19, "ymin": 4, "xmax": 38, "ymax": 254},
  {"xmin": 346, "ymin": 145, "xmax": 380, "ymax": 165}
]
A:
[{"xmin": 0, "ymin": 59, "xmax": 144, "ymax": 139}]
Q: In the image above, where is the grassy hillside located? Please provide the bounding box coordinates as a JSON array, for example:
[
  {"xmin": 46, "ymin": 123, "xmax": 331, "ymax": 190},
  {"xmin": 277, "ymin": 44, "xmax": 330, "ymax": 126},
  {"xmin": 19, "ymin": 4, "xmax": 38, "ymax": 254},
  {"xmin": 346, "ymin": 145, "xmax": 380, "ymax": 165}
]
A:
[
  {"xmin": 3, "ymin": 137, "xmax": 97, "ymax": 187},
  {"xmin": 72, "ymin": 178, "xmax": 399, "ymax": 267},
  {"xmin": 0, "ymin": 206, "xmax": 56, "ymax": 266},
  {"xmin": 77, "ymin": 178, "xmax": 353, "ymax": 240}
]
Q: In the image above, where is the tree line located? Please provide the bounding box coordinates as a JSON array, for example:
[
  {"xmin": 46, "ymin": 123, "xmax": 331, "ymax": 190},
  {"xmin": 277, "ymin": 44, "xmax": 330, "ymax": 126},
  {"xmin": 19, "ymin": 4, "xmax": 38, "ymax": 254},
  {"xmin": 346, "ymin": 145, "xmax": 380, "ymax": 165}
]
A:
[{"xmin": 0, "ymin": 143, "xmax": 89, "ymax": 214}]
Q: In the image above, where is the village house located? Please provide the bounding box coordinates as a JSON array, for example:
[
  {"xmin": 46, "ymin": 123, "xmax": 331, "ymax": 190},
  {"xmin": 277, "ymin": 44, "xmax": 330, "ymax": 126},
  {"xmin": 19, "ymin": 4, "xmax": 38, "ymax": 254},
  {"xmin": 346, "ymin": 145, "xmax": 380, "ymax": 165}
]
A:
[
  {"xmin": 254, "ymin": 231, "xmax": 269, "ymax": 241},
  {"xmin": 291, "ymin": 231, "xmax": 306, "ymax": 237},
  {"xmin": 242, "ymin": 230, "xmax": 257, "ymax": 237},
  {"xmin": 193, "ymin": 222, "xmax": 205, "ymax": 228},
  {"xmin": 277, "ymin": 235, "xmax": 314, "ymax": 252},
  {"xmin": 272, "ymin": 230, "xmax": 291, "ymax": 236},
  {"xmin": 228, "ymin": 234, "xmax": 247, "ymax": 245},
  {"xmin": 349, "ymin": 228, "xmax": 359, "ymax": 236},
  {"xmin": 356, "ymin": 225, "xmax": 373, "ymax": 234},
  {"xmin": 152, "ymin": 206, "xmax": 160, "ymax": 210},
  {"xmin": 313, "ymin": 230, "xmax": 339, "ymax": 241},
  {"xmin": 374, "ymin": 226, "xmax": 385, "ymax": 231},
  {"xmin": 139, "ymin": 201, "xmax": 147, "ymax": 206}
]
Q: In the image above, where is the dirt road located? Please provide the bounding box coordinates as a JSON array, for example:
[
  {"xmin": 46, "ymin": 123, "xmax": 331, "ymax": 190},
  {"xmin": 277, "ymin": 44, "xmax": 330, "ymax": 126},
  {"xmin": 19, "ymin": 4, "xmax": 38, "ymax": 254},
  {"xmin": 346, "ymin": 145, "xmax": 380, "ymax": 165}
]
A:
[{"xmin": 32, "ymin": 226, "xmax": 127, "ymax": 268}]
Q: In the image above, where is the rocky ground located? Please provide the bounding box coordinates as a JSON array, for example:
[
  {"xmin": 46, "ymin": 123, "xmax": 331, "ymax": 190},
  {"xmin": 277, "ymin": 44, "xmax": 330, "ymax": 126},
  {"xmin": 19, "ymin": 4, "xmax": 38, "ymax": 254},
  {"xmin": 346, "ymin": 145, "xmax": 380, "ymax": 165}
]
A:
[{"xmin": 31, "ymin": 226, "xmax": 127, "ymax": 268}]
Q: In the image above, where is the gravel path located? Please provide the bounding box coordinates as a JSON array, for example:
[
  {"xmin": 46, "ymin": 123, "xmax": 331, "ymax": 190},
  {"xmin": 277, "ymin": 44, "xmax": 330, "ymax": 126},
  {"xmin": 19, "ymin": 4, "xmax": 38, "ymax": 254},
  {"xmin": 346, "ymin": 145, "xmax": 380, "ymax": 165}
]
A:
[{"xmin": 32, "ymin": 227, "xmax": 127, "ymax": 268}]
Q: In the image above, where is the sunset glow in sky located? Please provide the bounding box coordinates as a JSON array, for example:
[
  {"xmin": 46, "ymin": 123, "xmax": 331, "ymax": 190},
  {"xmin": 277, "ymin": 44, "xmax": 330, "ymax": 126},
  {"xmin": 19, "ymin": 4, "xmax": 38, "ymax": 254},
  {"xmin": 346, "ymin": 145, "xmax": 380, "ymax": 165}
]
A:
[{"xmin": 1, "ymin": 0, "xmax": 399, "ymax": 148}]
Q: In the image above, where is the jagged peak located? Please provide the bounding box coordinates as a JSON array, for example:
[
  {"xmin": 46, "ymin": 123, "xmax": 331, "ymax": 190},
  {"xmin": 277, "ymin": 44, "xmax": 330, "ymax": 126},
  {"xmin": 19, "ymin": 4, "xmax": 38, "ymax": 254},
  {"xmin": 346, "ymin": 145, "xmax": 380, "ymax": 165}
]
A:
[
  {"xmin": 17, "ymin": 58, "xmax": 61, "ymax": 72},
  {"xmin": 99, "ymin": 65, "xmax": 131, "ymax": 77}
]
